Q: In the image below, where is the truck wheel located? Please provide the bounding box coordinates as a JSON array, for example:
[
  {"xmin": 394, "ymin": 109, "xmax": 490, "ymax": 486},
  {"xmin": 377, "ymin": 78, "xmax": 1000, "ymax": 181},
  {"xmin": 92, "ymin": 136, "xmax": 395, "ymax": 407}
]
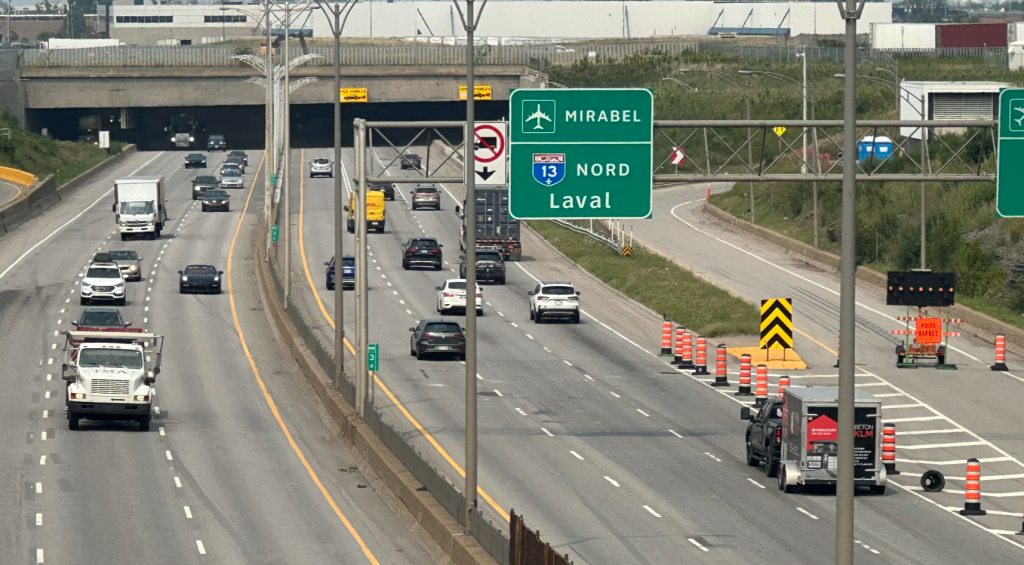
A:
[
  {"xmin": 869, "ymin": 485, "xmax": 886, "ymax": 495},
  {"xmin": 498, "ymin": 276, "xmax": 506, "ymax": 285},
  {"xmin": 745, "ymin": 439, "xmax": 758, "ymax": 466},
  {"xmin": 120, "ymin": 234, "xmax": 127, "ymax": 241},
  {"xmin": 766, "ymin": 447, "xmax": 779, "ymax": 477},
  {"xmin": 139, "ymin": 415, "xmax": 151, "ymax": 432},
  {"xmin": 68, "ymin": 415, "xmax": 80, "ymax": 431},
  {"xmin": 778, "ymin": 466, "xmax": 793, "ymax": 493},
  {"xmin": 572, "ymin": 312, "xmax": 580, "ymax": 324}
]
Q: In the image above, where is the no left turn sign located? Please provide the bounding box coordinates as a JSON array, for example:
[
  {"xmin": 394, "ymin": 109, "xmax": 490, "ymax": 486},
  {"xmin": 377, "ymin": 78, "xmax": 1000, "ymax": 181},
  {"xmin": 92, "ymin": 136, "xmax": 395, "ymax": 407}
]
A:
[{"xmin": 473, "ymin": 122, "xmax": 507, "ymax": 185}]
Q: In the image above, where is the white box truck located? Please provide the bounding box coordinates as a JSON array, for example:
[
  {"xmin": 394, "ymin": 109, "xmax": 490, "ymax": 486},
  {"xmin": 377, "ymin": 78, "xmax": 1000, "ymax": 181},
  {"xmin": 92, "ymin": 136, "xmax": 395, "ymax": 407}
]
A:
[
  {"xmin": 62, "ymin": 330, "xmax": 164, "ymax": 431},
  {"xmin": 113, "ymin": 176, "xmax": 167, "ymax": 240}
]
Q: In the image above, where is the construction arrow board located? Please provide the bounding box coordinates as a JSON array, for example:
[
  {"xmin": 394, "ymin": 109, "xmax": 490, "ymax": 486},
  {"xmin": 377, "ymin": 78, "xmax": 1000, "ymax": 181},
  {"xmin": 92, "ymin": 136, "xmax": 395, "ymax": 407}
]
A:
[
  {"xmin": 760, "ymin": 298, "xmax": 794, "ymax": 350},
  {"xmin": 473, "ymin": 122, "xmax": 507, "ymax": 186}
]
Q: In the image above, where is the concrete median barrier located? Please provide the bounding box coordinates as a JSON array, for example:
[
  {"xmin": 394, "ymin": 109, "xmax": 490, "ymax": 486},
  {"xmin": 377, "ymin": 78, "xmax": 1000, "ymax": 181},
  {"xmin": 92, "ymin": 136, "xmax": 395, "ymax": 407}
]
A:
[
  {"xmin": 703, "ymin": 200, "xmax": 1024, "ymax": 357},
  {"xmin": 0, "ymin": 145, "xmax": 137, "ymax": 236}
]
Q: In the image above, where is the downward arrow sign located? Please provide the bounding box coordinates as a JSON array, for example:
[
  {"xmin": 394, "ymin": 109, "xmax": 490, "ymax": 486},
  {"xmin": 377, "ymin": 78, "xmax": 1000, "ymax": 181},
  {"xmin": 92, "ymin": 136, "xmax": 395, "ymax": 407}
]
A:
[{"xmin": 476, "ymin": 167, "xmax": 496, "ymax": 181}]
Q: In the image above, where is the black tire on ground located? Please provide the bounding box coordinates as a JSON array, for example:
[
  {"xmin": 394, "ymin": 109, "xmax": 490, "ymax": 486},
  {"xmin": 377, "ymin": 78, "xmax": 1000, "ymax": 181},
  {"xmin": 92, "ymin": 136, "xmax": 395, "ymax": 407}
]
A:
[
  {"xmin": 402, "ymin": 260, "xmax": 410, "ymax": 270},
  {"xmin": 869, "ymin": 485, "xmax": 886, "ymax": 495},
  {"xmin": 766, "ymin": 447, "xmax": 779, "ymax": 478},
  {"xmin": 572, "ymin": 312, "xmax": 580, "ymax": 324},
  {"xmin": 139, "ymin": 415, "xmax": 151, "ymax": 432},
  {"xmin": 80, "ymin": 297, "xmax": 88, "ymax": 305},
  {"xmin": 435, "ymin": 264, "xmax": 442, "ymax": 271},
  {"xmin": 477, "ymin": 309, "xmax": 483, "ymax": 316},
  {"xmin": 498, "ymin": 276, "xmax": 506, "ymax": 285},
  {"xmin": 410, "ymin": 347, "xmax": 416, "ymax": 357},
  {"xmin": 120, "ymin": 234, "xmax": 127, "ymax": 241},
  {"xmin": 118, "ymin": 297, "xmax": 126, "ymax": 306},
  {"xmin": 746, "ymin": 439, "xmax": 759, "ymax": 466},
  {"xmin": 327, "ymin": 282, "xmax": 335, "ymax": 291},
  {"xmin": 415, "ymin": 349, "xmax": 423, "ymax": 361},
  {"xmin": 529, "ymin": 309, "xmax": 535, "ymax": 320},
  {"xmin": 68, "ymin": 415, "xmax": 79, "ymax": 430},
  {"xmin": 179, "ymin": 286, "xmax": 185, "ymax": 294},
  {"xmin": 534, "ymin": 312, "xmax": 542, "ymax": 324},
  {"xmin": 459, "ymin": 354, "xmax": 466, "ymax": 361}
]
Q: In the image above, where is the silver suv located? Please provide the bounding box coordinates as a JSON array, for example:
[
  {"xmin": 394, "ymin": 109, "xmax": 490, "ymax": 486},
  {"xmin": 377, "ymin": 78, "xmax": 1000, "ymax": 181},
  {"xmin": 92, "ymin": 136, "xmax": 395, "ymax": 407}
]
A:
[
  {"xmin": 528, "ymin": 281, "xmax": 580, "ymax": 324},
  {"xmin": 309, "ymin": 158, "xmax": 334, "ymax": 178},
  {"xmin": 81, "ymin": 262, "xmax": 126, "ymax": 305},
  {"xmin": 411, "ymin": 184, "xmax": 441, "ymax": 211}
]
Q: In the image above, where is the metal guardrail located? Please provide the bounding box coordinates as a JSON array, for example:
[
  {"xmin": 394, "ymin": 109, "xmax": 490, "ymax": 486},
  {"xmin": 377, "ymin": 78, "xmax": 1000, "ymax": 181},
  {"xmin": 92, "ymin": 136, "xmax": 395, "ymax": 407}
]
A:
[{"xmin": 20, "ymin": 42, "xmax": 1008, "ymax": 68}]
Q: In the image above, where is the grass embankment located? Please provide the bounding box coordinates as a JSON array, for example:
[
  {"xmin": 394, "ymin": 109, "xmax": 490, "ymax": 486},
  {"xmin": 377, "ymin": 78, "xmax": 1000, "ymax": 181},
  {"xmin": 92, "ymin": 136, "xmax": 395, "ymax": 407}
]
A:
[
  {"xmin": 0, "ymin": 111, "xmax": 123, "ymax": 189},
  {"xmin": 549, "ymin": 51, "xmax": 1024, "ymax": 331},
  {"xmin": 527, "ymin": 220, "xmax": 759, "ymax": 337}
]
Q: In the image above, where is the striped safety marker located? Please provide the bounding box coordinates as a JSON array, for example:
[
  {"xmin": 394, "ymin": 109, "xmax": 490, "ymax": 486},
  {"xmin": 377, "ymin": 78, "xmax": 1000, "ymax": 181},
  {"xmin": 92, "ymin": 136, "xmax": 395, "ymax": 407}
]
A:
[
  {"xmin": 660, "ymin": 322, "xmax": 672, "ymax": 356},
  {"xmin": 680, "ymin": 332, "xmax": 695, "ymax": 370},
  {"xmin": 992, "ymin": 334, "xmax": 1009, "ymax": 372},
  {"xmin": 960, "ymin": 458, "xmax": 986, "ymax": 516},
  {"xmin": 882, "ymin": 423, "xmax": 899, "ymax": 476},
  {"xmin": 754, "ymin": 364, "xmax": 769, "ymax": 406},
  {"xmin": 712, "ymin": 344, "xmax": 729, "ymax": 387},
  {"xmin": 673, "ymin": 327, "xmax": 685, "ymax": 365},
  {"xmin": 693, "ymin": 337, "xmax": 709, "ymax": 375},
  {"xmin": 777, "ymin": 375, "xmax": 789, "ymax": 399},
  {"xmin": 735, "ymin": 354, "xmax": 753, "ymax": 397}
]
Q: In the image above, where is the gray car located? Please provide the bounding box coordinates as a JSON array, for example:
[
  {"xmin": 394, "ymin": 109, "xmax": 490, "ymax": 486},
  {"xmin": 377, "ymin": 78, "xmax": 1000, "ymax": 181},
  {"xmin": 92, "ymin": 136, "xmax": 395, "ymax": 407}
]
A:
[
  {"xmin": 192, "ymin": 175, "xmax": 219, "ymax": 200},
  {"xmin": 219, "ymin": 166, "xmax": 244, "ymax": 189},
  {"xmin": 409, "ymin": 319, "xmax": 466, "ymax": 360},
  {"xmin": 411, "ymin": 184, "xmax": 441, "ymax": 211},
  {"xmin": 108, "ymin": 250, "xmax": 142, "ymax": 281}
]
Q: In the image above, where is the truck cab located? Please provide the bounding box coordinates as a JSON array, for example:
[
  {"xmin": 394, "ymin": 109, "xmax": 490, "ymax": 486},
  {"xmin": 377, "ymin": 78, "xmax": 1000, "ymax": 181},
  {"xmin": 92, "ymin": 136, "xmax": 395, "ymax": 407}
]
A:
[
  {"xmin": 62, "ymin": 330, "xmax": 163, "ymax": 431},
  {"xmin": 113, "ymin": 175, "xmax": 167, "ymax": 241},
  {"xmin": 741, "ymin": 398, "xmax": 784, "ymax": 477}
]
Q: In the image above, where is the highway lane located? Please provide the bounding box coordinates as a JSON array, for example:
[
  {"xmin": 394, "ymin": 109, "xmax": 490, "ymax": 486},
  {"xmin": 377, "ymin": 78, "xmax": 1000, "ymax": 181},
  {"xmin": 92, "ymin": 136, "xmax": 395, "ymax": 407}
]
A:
[
  {"xmin": 289, "ymin": 145, "xmax": 1024, "ymax": 564},
  {"xmin": 0, "ymin": 177, "xmax": 22, "ymax": 206},
  {"xmin": 634, "ymin": 184, "xmax": 1024, "ymax": 531},
  {"xmin": 0, "ymin": 150, "xmax": 434, "ymax": 564}
]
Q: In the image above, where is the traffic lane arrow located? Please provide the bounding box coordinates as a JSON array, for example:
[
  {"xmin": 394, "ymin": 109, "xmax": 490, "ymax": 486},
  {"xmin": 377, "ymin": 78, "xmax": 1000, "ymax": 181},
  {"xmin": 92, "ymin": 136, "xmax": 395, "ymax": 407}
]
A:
[{"xmin": 476, "ymin": 167, "xmax": 496, "ymax": 181}]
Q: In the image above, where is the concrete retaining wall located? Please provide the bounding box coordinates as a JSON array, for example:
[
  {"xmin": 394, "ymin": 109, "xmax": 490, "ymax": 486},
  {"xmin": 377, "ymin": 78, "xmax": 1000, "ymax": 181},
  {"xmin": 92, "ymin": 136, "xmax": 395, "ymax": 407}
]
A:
[
  {"xmin": 0, "ymin": 144, "xmax": 137, "ymax": 236},
  {"xmin": 703, "ymin": 200, "xmax": 1024, "ymax": 357}
]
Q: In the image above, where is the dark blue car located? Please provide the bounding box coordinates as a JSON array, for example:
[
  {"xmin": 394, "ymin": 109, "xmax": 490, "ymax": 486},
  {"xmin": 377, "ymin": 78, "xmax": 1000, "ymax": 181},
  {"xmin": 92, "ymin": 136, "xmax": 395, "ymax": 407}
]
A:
[{"xmin": 325, "ymin": 255, "xmax": 355, "ymax": 291}]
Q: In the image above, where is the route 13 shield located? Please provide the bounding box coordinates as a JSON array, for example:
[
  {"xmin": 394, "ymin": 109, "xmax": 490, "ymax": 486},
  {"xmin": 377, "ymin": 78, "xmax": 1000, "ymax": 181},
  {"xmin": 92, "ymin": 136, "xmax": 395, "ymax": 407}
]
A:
[{"xmin": 533, "ymin": 153, "xmax": 565, "ymax": 186}]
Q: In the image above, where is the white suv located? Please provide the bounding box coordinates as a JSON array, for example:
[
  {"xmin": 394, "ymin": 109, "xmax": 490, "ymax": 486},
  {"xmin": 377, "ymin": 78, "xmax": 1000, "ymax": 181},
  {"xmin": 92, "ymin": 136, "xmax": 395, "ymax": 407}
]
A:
[
  {"xmin": 528, "ymin": 281, "xmax": 580, "ymax": 324},
  {"xmin": 436, "ymin": 279, "xmax": 482, "ymax": 315},
  {"xmin": 81, "ymin": 262, "xmax": 126, "ymax": 305},
  {"xmin": 310, "ymin": 158, "xmax": 334, "ymax": 178}
]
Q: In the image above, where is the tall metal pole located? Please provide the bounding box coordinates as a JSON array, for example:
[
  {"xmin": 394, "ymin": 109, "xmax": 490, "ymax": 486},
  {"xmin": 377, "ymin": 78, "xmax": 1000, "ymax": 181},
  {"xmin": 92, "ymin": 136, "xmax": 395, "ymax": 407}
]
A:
[
  {"xmin": 921, "ymin": 132, "xmax": 928, "ymax": 270},
  {"xmin": 812, "ymin": 97, "xmax": 820, "ymax": 248},
  {"xmin": 800, "ymin": 51, "xmax": 807, "ymax": 175},
  {"xmin": 460, "ymin": 0, "xmax": 480, "ymax": 532},
  {"xmin": 837, "ymin": 0, "xmax": 859, "ymax": 562},
  {"xmin": 746, "ymin": 96, "xmax": 754, "ymax": 225},
  {"xmin": 283, "ymin": 2, "xmax": 291, "ymax": 308},
  {"xmin": 332, "ymin": 2, "xmax": 345, "ymax": 385},
  {"xmin": 265, "ymin": 3, "xmax": 273, "ymax": 260},
  {"xmin": 356, "ymin": 119, "xmax": 369, "ymax": 418}
]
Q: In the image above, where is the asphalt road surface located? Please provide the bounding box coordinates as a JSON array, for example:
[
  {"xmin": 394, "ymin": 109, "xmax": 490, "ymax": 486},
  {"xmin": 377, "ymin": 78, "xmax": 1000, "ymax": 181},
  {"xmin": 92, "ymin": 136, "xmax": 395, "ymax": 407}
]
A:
[
  {"xmin": 0, "ymin": 150, "xmax": 434, "ymax": 564},
  {"xmin": 287, "ymin": 145, "xmax": 1024, "ymax": 565},
  {"xmin": 0, "ymin": 178, "xmax": 23, "ymax": 207}
]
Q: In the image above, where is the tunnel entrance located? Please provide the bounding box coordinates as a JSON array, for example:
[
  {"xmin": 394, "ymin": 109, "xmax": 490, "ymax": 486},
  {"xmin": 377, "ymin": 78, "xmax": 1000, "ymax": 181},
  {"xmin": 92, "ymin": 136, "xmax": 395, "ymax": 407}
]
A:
[{"xmin": 26, "ymin": 101, "xmax": 510, "ymax": 152}]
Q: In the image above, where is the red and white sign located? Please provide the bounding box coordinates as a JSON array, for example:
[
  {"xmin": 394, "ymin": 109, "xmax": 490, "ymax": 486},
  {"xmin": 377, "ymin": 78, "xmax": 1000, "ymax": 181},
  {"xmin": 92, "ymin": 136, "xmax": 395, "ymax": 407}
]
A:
[
  {"xmin": 472, "ymin": 122, "xmax": 507, "ymax": 186},
  {"xmin": 670, "ymin": 147, "xmax": 685, "ymax": 166}
]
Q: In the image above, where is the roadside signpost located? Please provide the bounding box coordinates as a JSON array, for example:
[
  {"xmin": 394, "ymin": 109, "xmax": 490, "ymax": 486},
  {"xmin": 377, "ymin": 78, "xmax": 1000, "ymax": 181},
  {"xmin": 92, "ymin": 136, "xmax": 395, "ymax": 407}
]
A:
[
  {"xmin": 460, "ymin": 85, "xmax": 492, "ymax": 100},
  {"xmin": 472, "ymin": 122, "xmax": 507, "ymax": 186},
  {"xmin": 340, "ymin": 88, "xmax": 368, "ymax": 103},
  {"xmin": 997, "ymin": 89, "xmax": 1024, "ymax": 217},
  {"xmin": 508, "ymin": 88, "xmax": 653, "ymax": 219},
  {"xmin": 670, "ymin": 147, "xmax": 685, "ymax": 166},
  {"xmin": 367, "ymin": 343, "xmax": 379, "ymax": 372},
  {"xmin": 271, "ymin": 224, "xmax": 279, "ymax": 242}
]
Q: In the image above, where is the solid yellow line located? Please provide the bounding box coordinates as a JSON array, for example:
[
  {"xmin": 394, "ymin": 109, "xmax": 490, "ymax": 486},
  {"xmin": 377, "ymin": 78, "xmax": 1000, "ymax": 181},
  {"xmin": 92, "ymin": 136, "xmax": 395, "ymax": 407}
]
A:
[
  {"xmin": 228, "ymin": 154, "xmax": 380, "ymax": 565},
  {"xmin": 296, "ymin": 156, "xmax": 510, "ymax": 522}
]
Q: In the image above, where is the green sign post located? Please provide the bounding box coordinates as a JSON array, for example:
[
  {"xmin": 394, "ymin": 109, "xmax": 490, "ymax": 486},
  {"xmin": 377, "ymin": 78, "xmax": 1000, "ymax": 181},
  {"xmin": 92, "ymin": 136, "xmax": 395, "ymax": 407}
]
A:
[
  {"xmin": 271, "ymin": 224, "xmax": 279, "ymax": 242},
  {"xmin": 367, "ymin": 343, "xmax": 379, "ymax": 372},
  {"xmin": 508, "ymin": 88, "xmax": 653, "ymax": 219},
  {"xmin": 998, "ymin": 88, "xmax": 1024, "ymax": 217}
]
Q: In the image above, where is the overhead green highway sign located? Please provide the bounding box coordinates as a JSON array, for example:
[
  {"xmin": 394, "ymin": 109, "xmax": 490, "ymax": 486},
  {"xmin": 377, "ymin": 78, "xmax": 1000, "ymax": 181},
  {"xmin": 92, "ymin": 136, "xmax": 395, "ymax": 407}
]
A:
[
  {"xmin": 508, "ymin": 88, "xmax": 653, "ymax": 219},
  {"xmin": 997, "ymin": 88, "xmax": 1024, "ymax": 217}
]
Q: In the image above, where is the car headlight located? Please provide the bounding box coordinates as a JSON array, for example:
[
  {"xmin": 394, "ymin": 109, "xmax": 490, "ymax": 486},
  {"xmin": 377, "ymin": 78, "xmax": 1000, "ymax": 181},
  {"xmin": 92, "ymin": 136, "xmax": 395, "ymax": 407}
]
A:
[
  {"xmin": 213, "ymin": 276, "xmax": 220, "ymax": 281},
  {"xmin": 189, "ymin": 136, "xmax": 195, "ymax": 142},
  {"xmin": 70, "ymin": 392, "xmax": 85, "ymax": 400},
  {"xmin": 81, "ymin": 282, "xmax": 91, "ymax": 289},
  {"xmin": 134, "ymin": 394, "xmax": 149, "ymax": 401},
  {"xmin": 170, "ymin": 137, "xmax": 175, "ymax": 142},
  {"xmin": 181, "ymin": 276, "xmax": 188, "ymax": 281}
]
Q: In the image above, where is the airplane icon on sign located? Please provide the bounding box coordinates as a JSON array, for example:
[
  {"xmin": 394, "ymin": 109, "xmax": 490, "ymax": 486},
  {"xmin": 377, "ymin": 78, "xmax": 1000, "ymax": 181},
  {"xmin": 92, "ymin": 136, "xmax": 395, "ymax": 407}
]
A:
[
  {"xmin": 1016, "ymin": 106, "xmax": 1024, "ymax": 127},
  {"xmin": 526, "ymin": 105, "xmax": 552, "ymax": 130}
]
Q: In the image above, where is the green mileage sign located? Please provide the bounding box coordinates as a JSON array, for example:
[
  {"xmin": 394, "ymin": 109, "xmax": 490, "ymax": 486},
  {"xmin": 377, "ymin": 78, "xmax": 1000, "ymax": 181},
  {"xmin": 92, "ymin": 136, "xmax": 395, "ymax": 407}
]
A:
[{"xmin": 508, "ymin": 88, "xmax": 653, "ymax": 219}]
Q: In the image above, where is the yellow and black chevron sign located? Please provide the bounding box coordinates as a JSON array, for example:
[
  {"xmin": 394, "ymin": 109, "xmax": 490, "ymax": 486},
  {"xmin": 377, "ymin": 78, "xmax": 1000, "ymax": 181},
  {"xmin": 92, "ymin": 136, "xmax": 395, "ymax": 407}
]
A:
[
  {"xmin": 760, "ymin": 298, "xmax": 793, "ymax": 350},
  {"xmin": 621, "ymin": 245, "xmax": 632, "ymax": 257}
]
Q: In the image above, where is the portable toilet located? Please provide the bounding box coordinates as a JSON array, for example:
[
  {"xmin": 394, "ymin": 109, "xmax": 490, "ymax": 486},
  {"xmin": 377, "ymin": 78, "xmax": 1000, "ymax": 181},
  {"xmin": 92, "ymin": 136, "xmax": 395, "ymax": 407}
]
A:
[{"xmin": 858, "ymin": 136, "xmax": 894, "ymax": 162}]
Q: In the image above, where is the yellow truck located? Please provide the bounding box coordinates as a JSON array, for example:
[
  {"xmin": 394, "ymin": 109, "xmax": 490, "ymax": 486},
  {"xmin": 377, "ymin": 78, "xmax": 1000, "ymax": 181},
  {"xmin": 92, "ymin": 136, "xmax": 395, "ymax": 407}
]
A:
[{"xmin": 346, "ymin": 190, "xmax": 386, "ymax": 233}]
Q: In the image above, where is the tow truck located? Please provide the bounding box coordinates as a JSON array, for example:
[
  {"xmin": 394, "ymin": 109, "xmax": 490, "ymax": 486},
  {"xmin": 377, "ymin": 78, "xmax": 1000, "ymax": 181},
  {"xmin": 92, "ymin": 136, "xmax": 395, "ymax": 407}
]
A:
[{"xmin": 61, "ymin": 330, "xmax": 163, "ymax": 431}]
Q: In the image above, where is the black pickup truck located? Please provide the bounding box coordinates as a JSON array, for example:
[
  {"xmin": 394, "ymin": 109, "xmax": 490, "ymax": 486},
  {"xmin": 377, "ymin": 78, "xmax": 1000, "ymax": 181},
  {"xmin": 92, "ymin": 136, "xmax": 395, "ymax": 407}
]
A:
[
  {"xmin": 459, "ymin": 248, "xmax": 506, "ymax": 285},
  {"xmin": 741, "ymin": 397, "xmax": 784, "ymax": 477}
]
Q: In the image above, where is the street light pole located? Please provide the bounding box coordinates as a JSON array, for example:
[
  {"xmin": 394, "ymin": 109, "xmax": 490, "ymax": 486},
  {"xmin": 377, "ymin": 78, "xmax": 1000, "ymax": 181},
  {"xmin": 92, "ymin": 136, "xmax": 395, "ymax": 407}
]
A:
[
  {"xmin": 266, "ymin": 4, "xmax": 273, "ymax": 259},
  {"xmin": 283, "ymin": 1, "xmax": 291, "ymax": 308},
  {"xmin": 799, "ymin": 51, "xmax": 807, "ymax": 175}
]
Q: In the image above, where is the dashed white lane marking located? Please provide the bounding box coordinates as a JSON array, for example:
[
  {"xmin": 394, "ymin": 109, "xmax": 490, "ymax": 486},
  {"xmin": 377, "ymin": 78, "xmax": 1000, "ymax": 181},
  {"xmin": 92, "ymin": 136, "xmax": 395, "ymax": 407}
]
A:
[
  {"xmin": 637, "ymin": 409, "xmax": 650, "ymax": 417},
  {"xmin": 668, "ymin": 429, "xmax": 683, "ymax": 438},
  {"xmin": 44, "ymin": 391, "xmax": 50, "ymax": 399},
  {"xmin": 570, "ymin": 451, "xmax": 584, "ymax": 461},
  {"xmin": 688, "ymin": 538, "xmax": 709, "ymax": 552},
  {"xmin": 406, "ymin": 309, "xmax": 412, "ymax": 315},
  {"xmin": 498, "ymin": 312, "xmax": 504, "ymax": 317},
  {"xmin": 797, "ymin": 507, "xmax": 819, "ymax": 520},
  {"xmin": 873, "ymin": 393, "xmax": 905, "ymax": 398},
  {"xmin": 610, "ymin": 391, "xmax": 621, "ymax": 398},
  {"xmin": 563, "ymin": 360, "xmax": 573, "ymax": 366},
  {"xmin": 643, "ymin": 505, "xmax": 662, "ymax": 518},
  {"xmin": 493, "ymin": 390, "xmax": 503, "ymax": 397},
  {"xmin": 144, "ymin": 306, "xmax": 149, "ymax": 312},
  {"xmin": 510, "ymin": 322, "xmax": 518, "ymax": 328},
  {"xmin": 159, "ymin": 427, "xmax": 165, "ymax": 436},
  {"xmin": 184, "ymin": 506, "xmax": 193, "ymax": 519},
  {"xmin": 35, "ymin": 482, "xmax": 42, "ymax": 494},
  {"xmin": 885, "ymin": 403, "xmax": 926, "ymax": 409},
  {"xmin": 144, "ymin": 318, "xmax": 148, "ymax": 324},
  {"xmin": 36, "ymin": 513, "xmax": 42, "ymax": 526},
  {"xmin": 515, "ymin": 408, "xmax": 527, "ymax": 416},
  {"xmin": 36, "ymin": 548, "xmax": 43, "ymax": 564},
  {"xmin": 147, "ymin": 287, "xmax": 152, "ymax": 292},
  {"xmin": 145, "ymin": 297, "xmax": 150, "ymax": 302},
  {"xmin": 543, "ymin": 347, "xmax": 551, "ymax": 352},
  {"xmin": 46, "ymin": 359, "xmax": 52, "ymax": 365},
  {"xmin": 45, "ymin": 374, "xmax": 51, "ymax": 381},
  {"xmin": 50, "ymin": 344, "xmax": 55, "ymax": 350},
  {"xmin": 64, "ymin": 298, "xmax": 69, "ymax": 303},
  {"xmin": 154, "ymin": 406, "xmax": 160, "ymax": 415},
  {"xmin": 705, "ymin": 452, "xmax": 721, "ymax": 462},
  {"xmin": 747, "ymin": 478, "xmax": 765, "ymax": 488},
  {"xmin": 399, "ymin": 299, "xmax": 405, "ymax": 305},
  {"xmin": 58, "ymin": 309, "xmax": 64, "ymax": 314},
  {"xmin": 42, "ymin": 410, "xmax": 48, "ymax": 418},
  {"xmin": 584, "ymin": 374, "xmax": 594, "ymax": 381},
  {"xmin": 196, "ymin": 540, "xmax": 206, "ymax": 555},
  {"xmin": 174, "ymin": 477, "xmax": 182, "ymax": 488},
  {"xmin": 392, "ymin": 290, "xmax": 398, "ymax": 295},
  {"xmin": 604, "ymin": 476, "xmax": 621, "ymax": 487},
  {"xmin": 40, "ymin": 431, "xmax": 47, "ymax": 440},
  {"xmin": 387, "ymin": 282, "xmax": 392, "ymax": 287},
  {"xmin": 541, "ymin": 428, "xmax": 554, "ymax": 436},
  {"xmin": 526, "ymin": 334, "xmax": 534, "ymax": 340},
  {"xmin": 886, "ymin": 416, "xmax": 946, "ymax": 423},
  {"xmin": 39, "ymin": 456, "xmax": 45, "ymax": 465},
  {"xmin": 165, "ymin": 451, "xmax": 173, "ymax": 461}
]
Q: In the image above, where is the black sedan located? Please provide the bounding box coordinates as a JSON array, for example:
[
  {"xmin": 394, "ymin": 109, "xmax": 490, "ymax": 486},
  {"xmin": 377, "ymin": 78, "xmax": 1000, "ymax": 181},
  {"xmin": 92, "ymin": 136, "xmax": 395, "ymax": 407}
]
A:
[
  {"xmin": 228, "ymin": 150, "xmax": 248, "ymax": 166},
  {"xmin": 178, "ymin": 265, "xmax": 223, "ymax": 294},
  {"xmin": 369, "ymin": 181, "xmax": 396, "ymax": 201},
  {"xmin": 200, "ymin": 189, "xmax": 231, "ymax": 212},
  {"xmin": 184, "ymin": 153, "xmax": 207, "ymax": 168},
  {"xmin": 409, "ymin": 319, "xmax": 465, "ymax": 360},
  {"xmin": 73, "ymin": 306, "xmax": 131, "ymax": 331}
]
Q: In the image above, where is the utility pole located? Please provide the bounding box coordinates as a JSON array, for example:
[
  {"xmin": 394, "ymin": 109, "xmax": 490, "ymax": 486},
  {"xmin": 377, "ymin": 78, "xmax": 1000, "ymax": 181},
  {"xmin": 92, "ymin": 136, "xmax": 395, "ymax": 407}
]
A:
[
  {"xmin": 283, "ymin": 1, "xmax": 291, "ymax": 308},
  {"xmin": 265, "ymin": 3, "xmax": 273, "ymax": 260},
  {"xmin": 836, "ymin": 0, "xmax": 861, "ymax": 563},
  {"xmin": 453, "ymin": 0, "xmax": 487, "ymax": 533},
  {"xmin": 355, "ymin": 119, "xmax": 368, "ymax": 418}
]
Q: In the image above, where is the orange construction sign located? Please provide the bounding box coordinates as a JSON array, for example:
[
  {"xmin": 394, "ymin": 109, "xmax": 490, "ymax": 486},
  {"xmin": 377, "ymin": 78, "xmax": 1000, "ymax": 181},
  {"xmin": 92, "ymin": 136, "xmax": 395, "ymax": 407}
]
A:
[{"xmin": 915, "ymin": 317, "xmax": 943, "ymax": 344}]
